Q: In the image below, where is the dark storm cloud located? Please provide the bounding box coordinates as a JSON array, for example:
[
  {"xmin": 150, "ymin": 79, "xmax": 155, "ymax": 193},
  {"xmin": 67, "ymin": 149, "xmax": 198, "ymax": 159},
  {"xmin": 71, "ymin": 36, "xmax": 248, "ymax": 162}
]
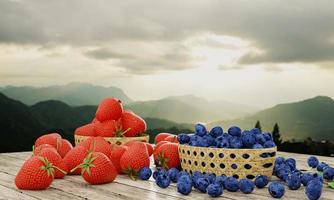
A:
[{"xmin": 1, "ymin": 0, "xmax": 334, "ymax": 70}]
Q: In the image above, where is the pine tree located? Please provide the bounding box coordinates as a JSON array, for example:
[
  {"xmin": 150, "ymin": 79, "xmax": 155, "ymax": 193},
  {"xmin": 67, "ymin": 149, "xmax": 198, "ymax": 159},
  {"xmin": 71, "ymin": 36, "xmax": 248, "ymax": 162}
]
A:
[
  {"xmin": 272, "ymin": 123, "xmax": 282, "ymax": 147},
  {"xmin": 255, "ymin": 120, "xmax": 262, "ymax": 132}
]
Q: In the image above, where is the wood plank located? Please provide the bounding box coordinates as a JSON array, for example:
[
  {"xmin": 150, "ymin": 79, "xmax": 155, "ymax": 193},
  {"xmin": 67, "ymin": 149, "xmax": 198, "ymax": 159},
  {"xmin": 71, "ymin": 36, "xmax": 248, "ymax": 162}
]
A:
[{"xmin": 0, "ymin": 184, "xmax": 39, "ymax": 200}]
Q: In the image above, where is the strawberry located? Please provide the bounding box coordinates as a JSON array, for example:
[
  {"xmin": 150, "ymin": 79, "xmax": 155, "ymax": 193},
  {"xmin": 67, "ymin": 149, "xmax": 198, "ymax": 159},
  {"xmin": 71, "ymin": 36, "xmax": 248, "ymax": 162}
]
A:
[
  {"xmin": 77, "ymin": 136, "xmax": 94, "ymax": 149},
  {"xmin": 58, "ymin": 139, "xmax": 73, "ymax": 158},
  {"xmin": 123, "ymin": 141, "xmax": 139, "ymax": 147},
  {"xmin": 144, "ymin": 143, "xmax": 153, "ymax": 156},
  {"xmin": 120, "ymin": 142, "xmax": 150, "ymax": 179},
  {"xmin": 63, "ymin": 145, "xmax": 88, "ymax": 175},
  {"xmin": 153, "ymin": 143, "xmax": 180, "ymax": 169},
  {"xmin": 92, "ymin": 117, "xmax": 99, "ymax": 123},
  {"xmin": 75, "ymin": 123, "xmax": 96, "ymax": 136},
  {"xmin": 33, "ymin": 144, "xmax": 57, "ymax": 156},
  {"xmin": 72, "ymin": 152, "xmax": 117, "ymax": 185},
  {"xmin": 15, "ymin": 156, "xmax": 55, "ymax": 190},
  {"xmin": 109, "ymin": 145, "xmax": 128, "ymax": 173},
  {"xmin": 35, "ymin": 133, "xmax": 62, "ymax": 149},
  {"xmin": 154, "ymin": 133, "xmax": 172, "ymax": 144},
  {"xmin": 121, "ymin": 110, "xmax": 147, "ymax": 137},
  {"xmin": 96, "ymin": 98, "xmax": 123, "ymax": 122},
  {"xmin": 164, "ymin": 135, "xmax": 178, "ymax": 143},
  {"xmin": 36, "ymin": 149, "xmax": 67, "ymax": 179},
  {"xmin": 154, "ymin": 141, "xmax": 169, "ymax": 152},
  {"xmin": 94, "ymin": 120, "xmax": 122, "ymax": 137},
  {"xmin": 77, "ymin": 137, "xmax": 112, "ymax": 157}
]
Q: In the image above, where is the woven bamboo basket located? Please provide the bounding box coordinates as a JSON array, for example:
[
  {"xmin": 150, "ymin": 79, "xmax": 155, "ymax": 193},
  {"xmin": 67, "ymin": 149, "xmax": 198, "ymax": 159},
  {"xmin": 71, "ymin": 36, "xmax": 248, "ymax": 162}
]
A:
[
  {"xmin": 179, "ymin": 144, "xmax": 276, "ymax": 180},
  {"xmin": 74, "ymin": 134, "xmax": 150, "ymax": 146}
]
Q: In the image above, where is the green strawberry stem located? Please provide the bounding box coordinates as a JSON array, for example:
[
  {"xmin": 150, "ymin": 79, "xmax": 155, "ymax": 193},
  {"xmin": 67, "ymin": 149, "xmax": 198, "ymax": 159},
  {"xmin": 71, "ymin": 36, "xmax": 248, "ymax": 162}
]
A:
[
  {"xmin": 38, "ymin": 156, "xmax": 55, "ymax": 178},
  {"xmin": 329, "ymin": 182, "xmax": 334, "ymax": 189},
  {"xmin": 70, "ymin": 152, "xmax": 96, "ymax": 176},
  {"xmin": 53, "ymin": 165, "xmax": 67, "ymax": 175},
  {"xmin": 123, "ymin": 166, "xmax": 139, "ymax": 181},
  {"xmin": 114, "ymin": 128, "xmax": 131, "ymax": 137},
  {"xmin": 156, "ymin": 152, "xmax": 170, "ymax": 169}
]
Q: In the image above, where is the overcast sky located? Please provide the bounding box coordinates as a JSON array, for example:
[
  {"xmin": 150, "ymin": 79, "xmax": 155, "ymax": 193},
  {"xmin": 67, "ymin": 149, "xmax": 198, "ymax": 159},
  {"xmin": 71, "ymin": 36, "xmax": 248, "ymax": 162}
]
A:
[{"xmin": 0, "ymin": 0, "xmax": 334, "ymax": 107}]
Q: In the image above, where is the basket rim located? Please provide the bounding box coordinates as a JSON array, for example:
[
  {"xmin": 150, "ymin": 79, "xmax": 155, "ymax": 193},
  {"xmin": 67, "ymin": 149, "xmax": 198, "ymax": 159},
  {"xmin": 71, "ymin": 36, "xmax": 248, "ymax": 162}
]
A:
[
  {"xmin": 74, "ymin": 134, "xmax": 149, "ymax": 139},
  {"xmin": 178, "ymin": 143, "xmax": 277, "ymax": 151}
]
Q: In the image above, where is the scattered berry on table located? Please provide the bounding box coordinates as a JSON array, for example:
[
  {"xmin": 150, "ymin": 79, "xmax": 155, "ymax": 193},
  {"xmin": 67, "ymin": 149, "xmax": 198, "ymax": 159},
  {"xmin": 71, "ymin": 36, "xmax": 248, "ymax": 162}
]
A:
[
  {"xmin": 153, "ymin": 168, "xmax": 167, "ymax": 180},
  {"xmin": 196, "ymin": 177, "xmax": 210, "ymax": 193},
  {"xmin": 224, "ymin": 177, "xmax": 239, "ymax": 192},
  {"xmin": 305, "ymin": 179, "xmax": 323, "ymax": 200},
  {"xmin": 254, "ymin": 175, "xmax": 269, "ymax": 188},
  {"xmin": 286, "ymin": 172, "xmax": 301, "ymax": 190},
  {"xmin": 204, "ymin": 173, "xmax": 216, "ymax": 184},
  {"xmin": 167, "ymin": 168, "xmax": 180, "ymax": 182},
  {"xmin": 301, "ymin": 173, "xmax": 314, "ymax": 186},
  {"xmin": 214, "ymin": 175, "xmax": 227, "ymax": 188},
  {"xmin": 268, "ymin": 182, "xmax": 285, "ymax": 198},
  {"xmin": 155, "ymin": 174, "xmax": 171, "ymax": 188},
  {"xmin": 177, "ymin": 171, "xmax": 190, "ymax": 182},
  {"xmin": 239, "ymin": 178, "xmax": 255, "ymax": 194},
  {"xmin": 307, "ymin": 156, "xmax": 319, "ymax": 168},
  {"xmin": 323, "ymin": 167, "xmax": 334, "ymax": 180},
  {"xmin": 207, "ymin": 183, "xmax": 223, "ymax": 197},
  {"xmin": 177, "ymin": 181, "xmax": 192, "ymax": 195},
  {"xmin": 316, "ymin": 162, "xmax": 328, "ymax": 172},
  {"xmin": 139, "ymin": 167, "xmax": 152, "ymax": 180}
]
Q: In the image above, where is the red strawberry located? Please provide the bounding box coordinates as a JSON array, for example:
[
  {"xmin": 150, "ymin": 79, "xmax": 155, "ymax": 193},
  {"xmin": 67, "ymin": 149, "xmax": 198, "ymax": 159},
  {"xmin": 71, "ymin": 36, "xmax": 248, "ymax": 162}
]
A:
[
  {"xmin": 154, "ymin": 141, "xmax": 169, "ymax": 152},
  {"xmin": 94, "ymin": 120, "xmax": 122, "ymax": 137},
  {"xmin": 144, "ymin": 143, "xmax": 153, "ymax": 156},
  {"xmin": 120, "ymin": 142, "xmax": 150, "ymax": 179},
  {"xmin": 153, "ymin": 143, "xmax": 180, "ymax": 169},
  {"xmin": 123, "ymin": 140, "xmax": 139, "ymax": 147},
  {"xmin": 109, "ymin": 145, "xmax": 128, "ymax": 173},
  {"xmin": 57, "ymin": 139, "xmax": 73, "ymax": 158},
  {"xmin": 73, "ymin": 152, "xmax": 117, "ymax": 185},
  {"xmin": 121, "ymin": 110, "xmax": 146, "ymax": 137},
  {"xmin": 96, "ymin": 98, "xmax": 123, "ymax": 122},
  {"xmin": 35, "ymin": 133, "xmax": 62, "ymax": 149},
  {"xmin": 77, "ymin": 137, "xmax": 112, "ymax": 157},
  {"xmin": 63, "ymin": 145, "xmax": 88, "ymax": 175},
  {"xmin": 33, "ymin": 144, "xmax": 57, "ymax": 156},
  {"xmin": 164, "ymin": 135, "xmax": 178, "ymax": 143},
  {"xmin": 75, "ymin": 123, "xmax": 96, "ymax": 136},
  {"xmin": 154, "ymin": 133, "xmax": 172, "ymax": 144},
  {"xmin": 36, "ymin": 149, "xmax": 67, "ymax": 179},
  {"xmin": 92, "ymin": 117, "xmax": 99, "ymax": 123},
  {"xmin": 15, "ymin": 156, "xmax": 55, "ymax": 190}
]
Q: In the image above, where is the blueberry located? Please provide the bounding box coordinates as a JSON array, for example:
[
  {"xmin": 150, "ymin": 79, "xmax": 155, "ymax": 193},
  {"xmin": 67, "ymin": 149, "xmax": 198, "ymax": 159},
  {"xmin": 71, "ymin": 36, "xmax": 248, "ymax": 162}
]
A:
[
  {"xmin": 305, "ymin": 180, "xmax": 323, "ymax": 200},
  {"xmin": 264, "ymin": 141, "xmax": 276, "ymax": 148},
  {"xmin": 286, "ymin": 173, "xmax": 301, "ymax": 190},
  {"xmin": 286, "ymin": 158, "xmax": 296, "ymax": 171},
  {"xmin": 316, "ymin": 162, "xmax": 328, "ymax": 172},
  {"xmin": 268, "ymin": 182, "xmax": 285, "ymax": 198},
  {"xmin": 178, "ymin": 175, "xmax": 192, "ymax": 185},
  {"xmin": 229, "ymin": 136, "xmax": 243, "ymax": 148},
  {"xmin": 195, "ymin": 177, "xmax": 209, "ymax": 193},
  {"xmin": 301, "ymin": 173, "xmax": 314, "ymax": 186},
  {"xmin": 263, "ymin": 132, "xmax": 272, "ymax": 141},
  {"xmin": 214, "ymin": 175, "xmax": 226, "ymax": 187},
  {"xmin": 323, "ymin": 167, "xmax": 334, "ymax": 180},
  {"xmin": 251, "ymin": 128, "xmax": 261, "ymax": 135},
  {"xmin": 241, "ymin": 131, "xmax": 256, "ymax": 148},
  {"xmin": 275, "ymin": 157, "xmax": 285, "ymax": 166},
  {"xmin": 191, "ymin": 171, "xmax": 203, "ymax": 187},
  {"xmin": 203, "ymin": 135, "xmax": 216, "ymax": 146},
  {"xmin": 197, "ymin": 137, "xmax": 209, "ymax": 147},
  {"xmin": 156, "ymin": 174, "xmax": 171, "ymax": 188},
  {"xmin": 307, "ymin": 156, "xmax": 319, "ymax": 168},
  {"xmin": 177, "ymin": 134, "xmax": 190, "ymax": 144},
  {"xmin": 204, "ymin": 173, "xmax": 216, "ymax": 184},
  {"xmin": 253, "ymin": 143, "xmax": 263, "ymax": 149},
  {"xmin": 167, "ymin": 168, "xmax": 179, "ymax": 182},
  {"xmin": 228, "ymin": 126, "xmax": 241, "ymax": 137},
  {"xmin": 254, "ymin": 175, "xmax": 269, "ymax": 188},
  {"xmin": 256, "ymin": 134, "xmax": 266, "ymax": 145},
  {"xmin": 177, "ymin": 181, "xmax": 192, "ymax": 195},
  {"xmin": 189, "ymin": 135, "xmax": 200, "ymax": 142},
  {"xmin": 195, "ymin": 124, "xmax": 207, "ymax": 136},
  {"xmin": 224, "ymin": 177, "xmax": 239, "ymax": 192},
  {"xmin": 153, "ymin": 168, "xmax": 167, "ymax": 180},
  {"xmin": 177, "ymin": 171, "xmax": 190, "ymax": 182},
  {"xmin": 207, "ymin": 183, "xmax": 223, "ymax": 197},
  {"xmin": 312, "ymin": 173, "xmax": 324, "ymax": 183},
  {"xmin": 209, "ymin": 126, "xmax": 223, "ymax": 138},
  {"xmin": 139, "ymin": 167, "xmax": 152, "ymax": 180},
  {"xmin": 239, "ymin": 178, "xmax": 255, "ymax": 194},
  {"xmin": 217, "ymin": 139, "xmax": 230, "ymax": 148}
]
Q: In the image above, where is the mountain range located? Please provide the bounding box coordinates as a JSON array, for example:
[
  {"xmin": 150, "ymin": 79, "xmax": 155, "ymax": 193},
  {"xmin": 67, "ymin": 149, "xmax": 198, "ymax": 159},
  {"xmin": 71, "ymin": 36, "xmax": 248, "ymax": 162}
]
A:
[
  {"xmin": 208, "ymin": 96, "xmax": 334, "ymax": 141},
  {"xmin": 0, "ymin": 83, "xmax": 258, "ymax": 123}
]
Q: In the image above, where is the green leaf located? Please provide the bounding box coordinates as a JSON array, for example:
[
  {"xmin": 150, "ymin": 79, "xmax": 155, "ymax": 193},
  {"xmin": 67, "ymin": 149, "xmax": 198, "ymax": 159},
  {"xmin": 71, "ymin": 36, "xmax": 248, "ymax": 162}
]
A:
[
  {"xmin": 317, "ymin": 171, "xmax": 323, "ymax": 177},
  {"xmin": 328, "ymin": 182, "xmax": 334, "ymax": 189}
]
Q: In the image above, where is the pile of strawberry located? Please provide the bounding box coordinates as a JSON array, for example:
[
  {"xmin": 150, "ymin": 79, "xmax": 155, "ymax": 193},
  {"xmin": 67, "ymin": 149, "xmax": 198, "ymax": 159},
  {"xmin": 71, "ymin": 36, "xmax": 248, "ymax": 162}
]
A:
[
  {"xmin": 75, "ymin": 97, "xmax": 146, "ymax": 137},
  {"xmin": 15, "ymin": 131, "xmax": 181, "ymax": 190}
]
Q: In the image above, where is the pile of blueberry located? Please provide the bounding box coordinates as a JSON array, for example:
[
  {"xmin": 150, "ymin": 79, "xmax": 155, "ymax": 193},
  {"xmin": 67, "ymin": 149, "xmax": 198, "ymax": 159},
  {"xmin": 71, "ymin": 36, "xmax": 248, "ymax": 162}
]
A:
[
  {"xmin": 137, "ymin": 155, "xmax": 334, "ymax": 199},
  {"xmin": 177, "ymin": 124, "xmax": 276, "ymax": 149}
]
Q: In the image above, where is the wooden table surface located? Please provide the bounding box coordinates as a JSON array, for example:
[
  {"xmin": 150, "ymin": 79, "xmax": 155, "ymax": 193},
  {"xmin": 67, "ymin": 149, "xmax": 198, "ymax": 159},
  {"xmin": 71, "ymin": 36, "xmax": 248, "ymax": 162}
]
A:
[{"xmin": 0, "ymin": 151, "xmax": 334, "ymax": 200}]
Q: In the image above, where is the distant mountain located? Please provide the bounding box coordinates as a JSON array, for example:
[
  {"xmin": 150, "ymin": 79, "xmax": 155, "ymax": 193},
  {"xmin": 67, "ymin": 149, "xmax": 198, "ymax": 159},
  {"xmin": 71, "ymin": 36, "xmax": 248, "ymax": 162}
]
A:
[
  {"xmin": 208, "ymin": 96, "xmax": 334, "ymax": 141},
  {"xmin": 126, "ymin": 95, "xmax": 258, "ymax": 124},
  {"xmin": 0, "ymin": 82, "xmax": 133, "ymax": 106}
]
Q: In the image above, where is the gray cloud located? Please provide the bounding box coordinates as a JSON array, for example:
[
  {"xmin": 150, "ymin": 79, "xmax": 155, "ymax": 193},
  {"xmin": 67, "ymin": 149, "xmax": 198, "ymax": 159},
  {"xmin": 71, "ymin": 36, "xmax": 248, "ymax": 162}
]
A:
[
  {"xmin": 0, "ymin": 0, "xmax": 334, "ymax": 70},
  {"xmin": 85, "ymin": 48, "xmax": 134, "ymax": 60}
]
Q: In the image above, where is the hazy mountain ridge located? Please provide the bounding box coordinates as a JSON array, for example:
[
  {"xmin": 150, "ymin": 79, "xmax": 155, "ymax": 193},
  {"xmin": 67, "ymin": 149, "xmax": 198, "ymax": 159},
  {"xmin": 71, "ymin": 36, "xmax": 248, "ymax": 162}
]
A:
[
  {"xmin": 208, "ymin": 96, "xmax": 334, "ymax": 141},
  {"xmin": 0, "ymin": 82, "xmax": 133, "ymax": 106}
]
